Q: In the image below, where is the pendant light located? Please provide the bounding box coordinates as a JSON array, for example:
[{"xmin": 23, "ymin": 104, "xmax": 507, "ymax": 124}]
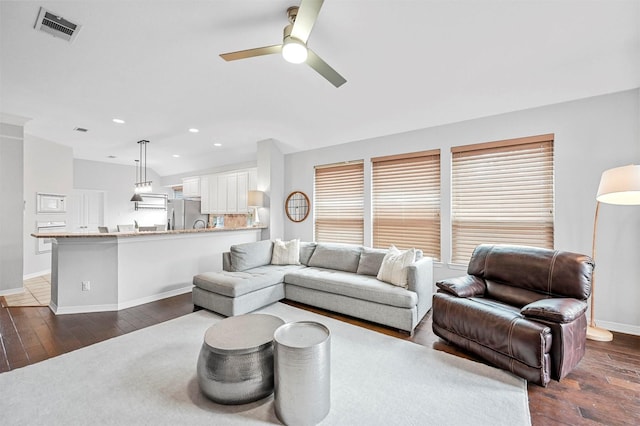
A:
[
  {"xmin": 130, "ymin": 159, "xmax": 143, "ymax": 202},
  {"xmin": 130, "ymin": 140, "xmax": 152, "ymax": 201}
]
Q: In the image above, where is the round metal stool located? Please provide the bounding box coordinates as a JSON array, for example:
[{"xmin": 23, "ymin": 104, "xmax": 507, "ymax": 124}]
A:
[{"xmin": 197, "ymin": 313, "xmax": 284, "ymax": 405}]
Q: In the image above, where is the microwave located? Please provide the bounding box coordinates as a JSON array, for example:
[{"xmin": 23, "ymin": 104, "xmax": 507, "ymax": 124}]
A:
[{"xmin": 37, "ymin": 193, "xmax": 66, "ymax": 213}]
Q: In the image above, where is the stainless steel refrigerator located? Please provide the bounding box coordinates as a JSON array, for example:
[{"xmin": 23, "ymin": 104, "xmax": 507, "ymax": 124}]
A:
[{"xmin": 167, "ymin": 199, "xmax": 208, "ymax": 230}]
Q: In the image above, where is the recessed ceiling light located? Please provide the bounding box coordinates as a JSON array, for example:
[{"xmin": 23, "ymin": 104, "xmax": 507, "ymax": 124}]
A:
[
  {"xmin": 112, "ymin": 118, "xmax": 125, "ymax": 124},
  {"xmin": 172, "ymin": 154, "xmax": 180, "ymax": 158},
  {"xmin": 189, "ymin": 128, "xmax": 199, "ymax": 133},
  {"xmin": 214, "ymin": 143, "xmax": 222, "ymax": 147}
]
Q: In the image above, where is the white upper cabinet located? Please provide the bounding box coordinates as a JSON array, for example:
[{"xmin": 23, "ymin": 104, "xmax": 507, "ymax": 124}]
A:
[
  {"xmin": 196, "ymin": 169, "xmax": 255, "ymax": 214},
  {"xmin": 200, "ymin": 175, "xmax": 210, "ymax": 213},
  {"xmin": 182, "ymin": 177, "xmax": 201, "ymax": 198},
  {"xmin": 236, "ymin": 172, "xmax": 249, "ymax": 213},
  {"xmin": 248, "ymin": 168, "xmax": 257, "ymax": 191}
]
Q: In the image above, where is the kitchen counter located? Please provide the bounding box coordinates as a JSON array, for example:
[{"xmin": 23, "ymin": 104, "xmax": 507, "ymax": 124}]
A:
[
  {"xmin": 31, "ymin": 226, "xmax": 265, "ymax": 315},
  {"xmin": 31, "ymin": 225, "xmax": 267, "ymax": 239}
]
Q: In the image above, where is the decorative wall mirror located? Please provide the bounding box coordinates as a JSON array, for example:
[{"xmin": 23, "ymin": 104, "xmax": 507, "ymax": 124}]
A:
[{"xmin": 285, "ymin": 191, "xmax": 310, "ymax": 222}]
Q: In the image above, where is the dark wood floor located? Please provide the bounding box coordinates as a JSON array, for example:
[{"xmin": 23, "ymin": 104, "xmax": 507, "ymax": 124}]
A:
[{"xmin": 1, "ymin": 294, "xmax": 638, "ymax": 425}]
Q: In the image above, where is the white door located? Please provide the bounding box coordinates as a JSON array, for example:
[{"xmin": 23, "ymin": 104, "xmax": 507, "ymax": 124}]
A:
[{"xmin": 70, "ymin": 190, "xmax": 105, "ymax": 232}]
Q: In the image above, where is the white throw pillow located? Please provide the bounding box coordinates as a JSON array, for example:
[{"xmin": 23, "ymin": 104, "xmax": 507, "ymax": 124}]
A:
[
  {"xmin": 376, "ymin": 245, "xmax": 416, "ymax": 288},
  {"xmin": 271, "ymin": 239, "xmax": 301, "ymax": 265}
]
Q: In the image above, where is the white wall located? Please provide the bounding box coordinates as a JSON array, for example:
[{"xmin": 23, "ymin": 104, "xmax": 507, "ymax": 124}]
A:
[
  {"xmin": 257, "ymin": 139, "xmax": 285, "ymax": 241},
  {"xmin": 0, "ymin": 119, "xmax": 26, "ymax": 293},
  {"xmin": 283, "ymin": 89, "xmax": 640, "ymax": 335},
  {"xmin": 73, "ymin": 159, "xmax": 171, "ymax": 229},
  {"xmin": 23, "ymin": 135, "xmax": 73, "ymax": 278}
]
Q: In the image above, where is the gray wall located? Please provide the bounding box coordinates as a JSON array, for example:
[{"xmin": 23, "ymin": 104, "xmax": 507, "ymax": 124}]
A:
[
  {"xmin": 23, "ymin": 135, "xmax": 73, "ymax": 277},
  {"xmin": 73, "ymin": 159, "xmax": 171, "ymax": 229},
  {"xmin": 257, "ymin": 139, "xmax": 285, "ymax": 241},
  {"xmin": 0, "ymin": 119, "xmax": 25, "ymax": 294},
  {"xmin": 283, "ymin": 89, "xmax": 640, "ymax": 335}
]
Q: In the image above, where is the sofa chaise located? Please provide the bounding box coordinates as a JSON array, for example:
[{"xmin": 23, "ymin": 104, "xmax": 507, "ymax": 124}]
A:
[
  {"xmin": 432, "ymin": 244, "xmax": 594, "ymax": 386},
  {"xmin": 192, "ymin": 240, "xmax": 434, "ymax": 333}
]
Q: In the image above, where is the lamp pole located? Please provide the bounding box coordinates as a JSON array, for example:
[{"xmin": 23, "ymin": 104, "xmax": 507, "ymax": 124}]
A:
[{"xmin": 587, "ymin": 201, "xmax": 613, "ymax": 341}]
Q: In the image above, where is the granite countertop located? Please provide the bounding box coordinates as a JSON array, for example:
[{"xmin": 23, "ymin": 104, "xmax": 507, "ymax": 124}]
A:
[{"xmin": 31, "ymin": 225, "xmax": 267, "ymax": 238}]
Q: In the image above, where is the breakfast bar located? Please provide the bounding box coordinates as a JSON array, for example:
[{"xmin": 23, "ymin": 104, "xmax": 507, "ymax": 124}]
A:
[{"xmin": 31, "ymin": 227, "xmax": 265, "ymax": 314}]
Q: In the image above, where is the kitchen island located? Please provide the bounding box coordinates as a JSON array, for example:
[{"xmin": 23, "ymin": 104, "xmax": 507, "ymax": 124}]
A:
[{"xmin": 31, "ymin": 227, "xmax": 265, "ymax": 314}]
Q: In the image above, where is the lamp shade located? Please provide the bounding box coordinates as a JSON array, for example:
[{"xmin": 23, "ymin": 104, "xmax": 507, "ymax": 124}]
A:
[
  {"xmin": 596, "ymin": 164, "xmax": 640, "ymax": 205},
  {"xmin": 248, "ymin": 190, "xmax": 265, "ymax": 207}
]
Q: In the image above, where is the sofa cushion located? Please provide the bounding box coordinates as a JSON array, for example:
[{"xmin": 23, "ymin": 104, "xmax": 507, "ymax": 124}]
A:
[
  {"xmin": 271, "ymin": 239, "xmax": 300, "ymax": 265},
  {"xmin": 299, "ymin": 242, "xmax": 317, "ymax": 266},
  {"xmin": 467, "ymin": 244, "xmax": 593, "ymax": 300},
  {"xmin": 230, "ymin": 240, "xmax": 273, "ymax": 272},
  {"xmin": 356, "ymin": 247, "xmax": 388, "ymax": 276},
  {"xmin": 284, "ymin": 267, "xmax": 417, "ymax": 308},
  {"xmin": 432, "ymin": 293, "xmax": 552, "ymax": 369},
  {"xmin": 377, "ymin": 246, "xmax": 416, "ymax": 288},
  {"xmin": 193, "ymin": 264, "xmax": 304, "ymax": 297},
  {"xmin": 521, "ymin": 298, "xmax": 588, "ymax": 323},
  {"xmin": 307, "ymin": 243, "xmax": 362, "ymax": 273}
]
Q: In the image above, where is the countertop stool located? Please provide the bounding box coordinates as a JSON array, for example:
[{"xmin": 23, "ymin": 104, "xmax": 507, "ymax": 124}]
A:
[{"xmin": 197, "ymin": 313, "xmax": 284, "ymax": 405}]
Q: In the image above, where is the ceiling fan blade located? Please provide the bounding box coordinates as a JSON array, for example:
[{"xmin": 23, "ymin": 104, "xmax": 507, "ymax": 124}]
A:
[
  {"xmin": 291, "ymin": 0, "xmax": 324, "ymax": 43},
  {"xmin": 306, "ymin": 49, "xmax": 346, "ymax": 88},
  {"xmin": 220, "ymin": 44, "xmax": 282, "ymax": 61}
]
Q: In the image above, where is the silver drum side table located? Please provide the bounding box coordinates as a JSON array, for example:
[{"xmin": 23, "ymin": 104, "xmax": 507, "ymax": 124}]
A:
[
  {"xmin": 197, "ymin": 313, "xmax": 285, "ymax": 405},
  {"xmin": 274, "ymin": 321, "xmax": 331, "ymax": 426}
]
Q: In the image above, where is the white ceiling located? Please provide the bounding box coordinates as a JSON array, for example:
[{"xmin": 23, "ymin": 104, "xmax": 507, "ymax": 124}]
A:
[{"xmin": 1, "ymin": 0, "xmax": 639, "ymax": 176}]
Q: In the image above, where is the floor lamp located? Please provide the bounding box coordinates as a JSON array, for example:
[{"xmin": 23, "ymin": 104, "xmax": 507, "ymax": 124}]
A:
[{"xmin": 588, "ymin": 164, "xmax": 640, "ymax": 342}]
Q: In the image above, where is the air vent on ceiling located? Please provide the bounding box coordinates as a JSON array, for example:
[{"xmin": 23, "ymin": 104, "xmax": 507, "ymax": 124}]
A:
[{"xmin": 34, "ymin": 7, "xmax": 82, "ymax": 43}]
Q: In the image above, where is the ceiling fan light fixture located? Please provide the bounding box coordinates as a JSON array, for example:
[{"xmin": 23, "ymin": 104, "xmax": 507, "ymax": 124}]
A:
[{"xmin": 282, "ymin": 37, "xmax": 307, "ymax": 64}]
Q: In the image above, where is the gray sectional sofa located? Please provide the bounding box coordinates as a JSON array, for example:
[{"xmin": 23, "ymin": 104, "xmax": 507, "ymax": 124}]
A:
[{"xmin": 192, "ymin": 240, "xmax": 434, "ymax": 333}]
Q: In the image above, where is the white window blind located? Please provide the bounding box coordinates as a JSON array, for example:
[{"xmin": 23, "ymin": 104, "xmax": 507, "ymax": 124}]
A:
[
  {"xmin": 314, "ymin": 161, "xmax": 364, "ymax": 244},
  {"xmin": 451, "ymin": 134, "xmax": 554, "ymax": 264},
  {"xmin": 372, "ymin": 150, "xmax": 441, "ymax": 260}
]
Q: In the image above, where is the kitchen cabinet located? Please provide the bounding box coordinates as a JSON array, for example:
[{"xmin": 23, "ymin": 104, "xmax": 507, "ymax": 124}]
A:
[
  {"xmin": 200, "ymin": 169, "xmax": 254, "ymax": 214},
  {"xmin": 248, "ymin": 168, "xmax": 257, "ymax": 191},
  {"xmin": 200, "ymin": 176, "xmax": 210, "ymax": 213},
  {"xmin": 182, "ymin": 177, "xmax": 201, "ymax": 198}
]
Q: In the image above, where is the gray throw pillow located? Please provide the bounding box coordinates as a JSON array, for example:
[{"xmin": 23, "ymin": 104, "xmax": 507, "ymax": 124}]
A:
[
  {"xmin": 299, "ymin": 242, "xmax": 317, "ymax": 266},
  {"xmin": 356, "ymin": 247, "xmax": 389, "ymax": 276},
  {"xmin": 230, "ymin": 240, "xmax": 273, "ymax": 272},
  {"xmin": 308, "ymin": 243, "xmax": 362, "ymax": 273}
]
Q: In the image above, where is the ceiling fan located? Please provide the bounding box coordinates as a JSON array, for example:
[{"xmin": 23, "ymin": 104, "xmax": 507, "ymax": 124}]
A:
[{"xmin": 219, "ymin": 0, "xmax": 346, "ymax": 88}]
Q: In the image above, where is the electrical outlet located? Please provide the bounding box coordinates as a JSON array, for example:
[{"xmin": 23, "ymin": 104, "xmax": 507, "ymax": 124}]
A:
[{"xmin": 82, "ymin": 281, "xmax": 91, "ymax": 291}]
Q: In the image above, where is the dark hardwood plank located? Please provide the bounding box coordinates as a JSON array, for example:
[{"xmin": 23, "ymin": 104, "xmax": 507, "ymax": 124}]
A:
[{"xmin": 1, "ymin": 294, "xmax": 638, "ymax": 426}]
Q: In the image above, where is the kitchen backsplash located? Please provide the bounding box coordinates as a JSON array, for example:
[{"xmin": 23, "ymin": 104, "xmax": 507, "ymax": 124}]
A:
[{"xmin": 208, "ymin": 214, "xmax": 250, "ymax": 228}]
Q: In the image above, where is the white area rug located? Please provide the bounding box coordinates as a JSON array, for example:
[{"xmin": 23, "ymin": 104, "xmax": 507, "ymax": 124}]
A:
[{"xmin": 0, "ymin": 303, "xmax": 530, "ymax": 425}]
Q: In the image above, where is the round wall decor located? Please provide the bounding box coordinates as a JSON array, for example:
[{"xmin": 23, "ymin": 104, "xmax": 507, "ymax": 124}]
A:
[{"xmin": 285, "ymin": 191, "xmax": 310, "ymax": 222}]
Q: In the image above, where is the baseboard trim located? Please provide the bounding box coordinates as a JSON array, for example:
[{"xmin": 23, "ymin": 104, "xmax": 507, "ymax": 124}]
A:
[
  {"xmin": 596, "ymin": 320, "xmax": 640, "ymax": 337},
  {"xmin": 0, "ymin": 287, "xmax": 24, "ymax": 296},
  {"xmin": 23, "ymin": 269, "xmax": 51, "ymax": 280},
  {"xmin": 51, "ymin": 286, "xmax": 193, "ymax": 315},
  {"xmin": 116, "ymin": 286, "xmax": 193, "ymax": 311}
]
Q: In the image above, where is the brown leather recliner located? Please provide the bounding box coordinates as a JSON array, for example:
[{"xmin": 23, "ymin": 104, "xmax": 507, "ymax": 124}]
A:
[{"xmin": 432, "ymin": 244, "xmax": 594, "ymax": 386}]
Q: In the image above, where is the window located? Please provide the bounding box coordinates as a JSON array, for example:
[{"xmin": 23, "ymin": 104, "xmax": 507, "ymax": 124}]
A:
[
  {"xmin": 451, "ymin": 134, "xmax": 554, "ymax": 264},
  {"xmin": 372, "ymin": 150, "xmax": 441, "ymax": 260},
  {"xmin": 314, "ymin": 161, "xmax": 364, "ymax": 244}
]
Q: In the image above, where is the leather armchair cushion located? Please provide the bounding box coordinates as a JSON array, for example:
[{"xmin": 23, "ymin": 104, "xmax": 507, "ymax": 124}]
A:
[
  {"xmin": 521, "ymin": 298, "xmax": 587, "ymax": 323},
  {"xmin": 436, "ymin": 275, "xmax": 486, "ymax": 297}
]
